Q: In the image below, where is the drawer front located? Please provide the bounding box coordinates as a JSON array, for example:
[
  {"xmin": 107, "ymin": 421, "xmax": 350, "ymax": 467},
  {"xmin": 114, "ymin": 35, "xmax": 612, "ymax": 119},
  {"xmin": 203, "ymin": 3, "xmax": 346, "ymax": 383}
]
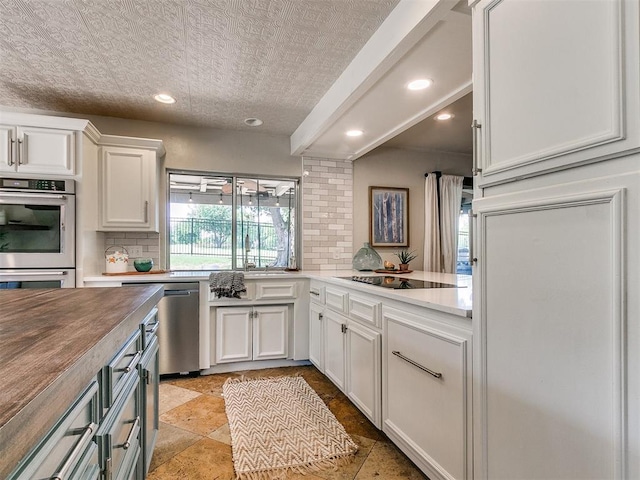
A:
[
  {"xmin": 325, "ymin": 287, "xmax": 348, "ymax": 314},
  {"xmin": 348, "ymin": 294, "xmax": 381, "ymax": 328},
  {"xmin": 11, "ymin": 381, "xmax": 100, "ymax": 480},
  {"xmin": 97, "ymin": 371, "xmax": 141, "ymax": 480},
  {"xmin": 103, "ymin": 330, "xmax": 142, "ymax": 408},
  {"xmin": 69, "ymin": 441, "xmax": 100, "ymax": 480},
  {"xmin": 309, "ymin": 281, "xmax": 326, "ymax": 305},
  {"xmin": 254, "ymin": 282, "xmax": 297, "ymax": 300},
  {"xmin": 139, "ymin": 307, "xmax": 159, "ymax": 350}
]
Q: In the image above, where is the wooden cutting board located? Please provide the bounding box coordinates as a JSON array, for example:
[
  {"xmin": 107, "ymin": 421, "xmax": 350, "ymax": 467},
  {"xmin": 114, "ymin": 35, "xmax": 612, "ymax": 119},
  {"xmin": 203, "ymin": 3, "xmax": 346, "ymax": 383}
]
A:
[{"xmin": 102, "ymin": 270, "xmax": 169, "ymax": 276}]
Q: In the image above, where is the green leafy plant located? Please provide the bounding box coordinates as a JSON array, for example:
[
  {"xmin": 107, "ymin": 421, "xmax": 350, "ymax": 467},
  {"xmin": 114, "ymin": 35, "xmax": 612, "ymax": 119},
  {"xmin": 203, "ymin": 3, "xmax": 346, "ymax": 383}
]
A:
[{"xmin": 394, "ymin": 249, "xmax": 417, "ymax": 264}]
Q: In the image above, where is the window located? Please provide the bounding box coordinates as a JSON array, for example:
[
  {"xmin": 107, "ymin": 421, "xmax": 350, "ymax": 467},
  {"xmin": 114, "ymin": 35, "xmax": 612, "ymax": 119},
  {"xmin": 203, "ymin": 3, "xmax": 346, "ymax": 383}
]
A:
[{"xmin": 168, "ymin": 172, "xmax": 298, "ymax": 271}]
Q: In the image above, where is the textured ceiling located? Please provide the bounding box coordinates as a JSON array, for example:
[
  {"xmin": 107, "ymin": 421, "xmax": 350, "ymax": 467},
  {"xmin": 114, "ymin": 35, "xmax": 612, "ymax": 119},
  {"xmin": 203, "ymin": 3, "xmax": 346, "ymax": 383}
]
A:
[{"xmin": 0, "ymin": 0, "xmax": 399, "ymax": 134}]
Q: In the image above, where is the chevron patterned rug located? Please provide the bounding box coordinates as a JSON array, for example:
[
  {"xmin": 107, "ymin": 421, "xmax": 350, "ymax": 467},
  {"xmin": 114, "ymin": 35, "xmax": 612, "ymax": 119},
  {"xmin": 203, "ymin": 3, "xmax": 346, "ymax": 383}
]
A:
[{"xmin": 223, "ymin": 375, "xmax": 358, "ymax": 479}]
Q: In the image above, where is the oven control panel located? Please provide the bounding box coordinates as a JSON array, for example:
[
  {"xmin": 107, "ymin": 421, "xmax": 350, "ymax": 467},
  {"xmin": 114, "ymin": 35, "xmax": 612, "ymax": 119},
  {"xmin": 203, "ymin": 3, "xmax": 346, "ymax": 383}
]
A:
[{"xmin": 0, "ymin": 178, "xmax": 73, "ymax": 193}]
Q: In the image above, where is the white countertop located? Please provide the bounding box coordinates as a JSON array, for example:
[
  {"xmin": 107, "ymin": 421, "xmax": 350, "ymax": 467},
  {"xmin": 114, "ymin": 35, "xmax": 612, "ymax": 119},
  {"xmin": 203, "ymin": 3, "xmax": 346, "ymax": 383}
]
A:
[{"xmin": 84, "ymin": 269, "xmax": 472, "ymax": 318}]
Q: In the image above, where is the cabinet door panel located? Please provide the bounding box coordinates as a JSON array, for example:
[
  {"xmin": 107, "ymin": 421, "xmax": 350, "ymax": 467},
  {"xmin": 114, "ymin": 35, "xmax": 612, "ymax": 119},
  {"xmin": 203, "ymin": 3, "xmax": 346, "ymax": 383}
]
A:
[
  {"xmin": 346, "ymin": 321, "xmax": 381, "ymax": 428},
  {"xmin": 384, "ymin": 314, "xmax": 467, "ymax": 480},
  {"xmin": 18, "ymin": 126, "xmax": 75, "ymax": 175},
  {"xmin": 309, "ymin": 303, "xmax": 324, "ymax": 371},
  {"xmin": 323, "ymin": 310, "xmax": 346, "ymax": 391},
  {"xmin": 99, "ymin": 147, "xmax": 155, "ymax": 231},
  {"xmin": 474, "ymin": 188, "xmax": 625, "ymax": 479},
  {"xmin": 215, "ymin": 307, "xmax": 252, "ymax": 363},
  {"xmin": 474, "ymin": 0, "xmax": 639, "ymax": 185},
  {"xmin": 253, "ymin": 305, "xmax": 288, "ymax": 360}
]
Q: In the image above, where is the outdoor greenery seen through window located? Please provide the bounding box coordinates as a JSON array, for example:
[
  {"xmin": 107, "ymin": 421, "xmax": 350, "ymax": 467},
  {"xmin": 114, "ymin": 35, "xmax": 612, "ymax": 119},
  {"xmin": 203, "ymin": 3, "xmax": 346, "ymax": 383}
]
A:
[{"xmin": 168, "ymin": 173, "xmax": 298, "ymax": 271}]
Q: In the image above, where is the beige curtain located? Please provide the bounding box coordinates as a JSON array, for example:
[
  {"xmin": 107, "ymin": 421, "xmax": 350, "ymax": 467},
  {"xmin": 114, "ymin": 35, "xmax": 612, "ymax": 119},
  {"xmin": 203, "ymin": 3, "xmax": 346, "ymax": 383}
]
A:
[
  {"xmin": 423, "ymin": 174, "xmax": 441, "ymax": 272},
  {"xmin": 439, "ymin": 175, "xmax": 463, "ymax": 274}
]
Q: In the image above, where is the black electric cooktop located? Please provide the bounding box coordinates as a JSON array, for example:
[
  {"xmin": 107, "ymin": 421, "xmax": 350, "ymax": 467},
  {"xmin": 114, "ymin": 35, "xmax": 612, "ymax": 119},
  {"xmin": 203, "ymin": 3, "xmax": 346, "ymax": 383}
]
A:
[{"xmin": 339, "ymin": 276, "xmax": 461, "ymax": 289}]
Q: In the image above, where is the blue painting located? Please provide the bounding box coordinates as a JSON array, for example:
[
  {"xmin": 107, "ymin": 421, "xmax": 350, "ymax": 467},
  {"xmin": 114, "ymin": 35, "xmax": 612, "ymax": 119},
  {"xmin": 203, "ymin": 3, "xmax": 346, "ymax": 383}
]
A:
[{"xmin": 369, "ymin": 187, "xmax": 409, "ymax": 247}]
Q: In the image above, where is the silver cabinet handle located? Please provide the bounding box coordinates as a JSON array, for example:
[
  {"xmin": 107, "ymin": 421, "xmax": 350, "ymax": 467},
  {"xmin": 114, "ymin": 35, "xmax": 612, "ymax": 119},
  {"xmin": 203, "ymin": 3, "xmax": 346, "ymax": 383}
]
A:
[
  {"xmin": 0, "ymin": 270, "xmax": 68, "ymax": 276},
  {"xmin": 145, "ymin": 321, "xmax": 160, "ymax": 336},
  {"xmin": 0, "ymin": 192, "xmax": 67, "ymax": 200},
  {"xmin": 103, "ymin": 457, "xmax": 112, "ymax": 480},
  {"xmin": 8, "ymin": 138, "xmax": 15, "ymax": 166},
  {"xmin": 17, "ymin": 138, "xmax": 23, "ymax": 165},
  {"xmin": 50, "ymin": 422, "xmax": 97, "ymax": 480},
  {"xmin": 117, "ymin": 351, "xmax": 141, "ymax": 373},
  {"xmin": 144, "ymin": 200, "xmax": 149, "ymax": 223},
  {"xmin": 341, "ymin": 323, "xmax": 348, "ymax": 334},
  {"xmin": 310, "ymin": 290, "xmax": 320, "ymax": 296},
  {"xmin": 392, "ymin": 351, "xmax": 442, "ymax": 379},
  {"xmin": 120, "ymin": 416, "xmax": 140, "ymax": 450},
  {"xmin": 471, "ymin": 119, "xmax": 482, "ymax": 175},
  {"xmin": 469, "ymin": 210, "xmax": 477, "ymax": 264}
]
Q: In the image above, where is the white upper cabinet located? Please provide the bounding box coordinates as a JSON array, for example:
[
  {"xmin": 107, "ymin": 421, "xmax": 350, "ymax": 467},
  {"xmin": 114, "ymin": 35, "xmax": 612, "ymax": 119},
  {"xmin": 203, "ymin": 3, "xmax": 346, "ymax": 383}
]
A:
[
  {"xmin": 0, "ymin": 123, "xmax": 77, "ymax": 176},
  {"xmin": 98, "ymin": 136, "xmax": 164, "ymax": 232},
  {"xmin": 473, "ymin": 0, "xmax": 640, "ymax": 186}
]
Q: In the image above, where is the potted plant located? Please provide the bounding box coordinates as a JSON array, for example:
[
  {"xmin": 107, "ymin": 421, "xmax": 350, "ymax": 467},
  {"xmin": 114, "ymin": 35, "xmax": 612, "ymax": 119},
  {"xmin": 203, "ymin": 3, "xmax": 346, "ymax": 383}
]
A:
[{"xmin": 394, "ymin": 249, "xmax": 417, "ymax": 271}]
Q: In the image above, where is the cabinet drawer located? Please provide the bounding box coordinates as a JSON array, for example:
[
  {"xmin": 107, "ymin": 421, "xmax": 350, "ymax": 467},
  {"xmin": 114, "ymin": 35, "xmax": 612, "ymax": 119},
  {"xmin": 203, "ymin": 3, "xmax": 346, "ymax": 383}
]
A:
[
  {"xmin": 309, "ymin": 281, "xmax": 326, "ymax": 304},
  {"xmin": 348, "ymin": 294, "xmax": 381, "ymax": 328},
  {"xmin": 254, "ymin": 282, "xmax": 297, "ymax": 300},
  {"xmin": 102, "ymin": 330, "xmax": 141, "ymax": 408},
  {"xmin": 10, "ymin": 381, "xmax": 100, "ymax": 480},
  {"xmin": 384, "ymin": 314, "xmax": 468, "ymax": 480},
  {"xmin": 139, "ymin": 307, "xmax": 159, "ymax": 350},
  {"xmin": 69, "ymin": 441, "xmax": 100, "ymax": 480},
  {"xmin": 325, "ymin": 287, "xmax": 348, "ymax": 314},
  {"xmin": 96, "ymin": 371, "xmax": 141, "ymax": 480}
]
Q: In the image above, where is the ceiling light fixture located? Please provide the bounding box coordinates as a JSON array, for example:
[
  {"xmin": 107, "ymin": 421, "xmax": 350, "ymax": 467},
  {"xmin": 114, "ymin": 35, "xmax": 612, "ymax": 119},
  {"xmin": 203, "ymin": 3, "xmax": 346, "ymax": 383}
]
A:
[
  {"xmin": 249, "ymin": 195, "xmax": 253, "ymax": 205},
  {"xmin": 346, "ymin": 129, "xmax": 363, "ymax": 137},
  {"xmin": 189, "ymin": 192, "xmax": 193, "ymax": 202},
  {"xmin": 407, "ymin": 79, "xmax": 433, "ymax": 90},
  {"xmin": 219, "ymin": 193, "xmax": 224, "ymax": 204},
  {"xmin": 435, "ymin": 113, "xmax": 454, "ymax": 121},
  {"xmin": 244, "ymin": 118, "xmax": 263, "ymax": 127},
  {"xmin": 276, "ymin": 197, "xmax": 280, "ymax": 207},
  {"xmin": 154, "ymin": 93, "xmax": 176, "ymax": 104}
]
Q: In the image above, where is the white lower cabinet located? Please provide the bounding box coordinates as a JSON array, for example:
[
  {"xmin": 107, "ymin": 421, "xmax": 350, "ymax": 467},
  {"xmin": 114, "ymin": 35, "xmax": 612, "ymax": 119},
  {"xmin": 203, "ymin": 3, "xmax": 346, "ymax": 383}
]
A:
[
  {"xmin": 308, "ymin": 302, "xmax": 324, "ymax": 371},
  {"xmin": 216, "ymin": 305, "xmax": 288, "ymax": 364},
  {"xmin": 345, "ymin": 320, "xmax": 381, "ymax": 428},
  {"xmin": 383, "ymin": 306, "xmax": 471, "ymax": 480},
  {"xmin": 323, "ymin": 309, "xmax": 347, "ymax": 391}
]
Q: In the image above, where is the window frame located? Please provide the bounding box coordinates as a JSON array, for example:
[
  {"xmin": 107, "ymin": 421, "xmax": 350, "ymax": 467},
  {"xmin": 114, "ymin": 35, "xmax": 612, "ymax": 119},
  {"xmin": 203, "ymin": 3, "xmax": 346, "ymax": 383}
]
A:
[{"xmin": 166, "ymin": 169, "xmax": 301, "ymax": 271}]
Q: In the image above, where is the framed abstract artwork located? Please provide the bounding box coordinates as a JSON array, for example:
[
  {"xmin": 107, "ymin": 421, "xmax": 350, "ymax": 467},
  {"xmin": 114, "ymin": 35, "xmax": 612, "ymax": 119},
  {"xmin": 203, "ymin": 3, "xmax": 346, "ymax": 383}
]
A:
[{"xmin": 369, "ymin": 186, "xmax": 409, "ymax": 247}]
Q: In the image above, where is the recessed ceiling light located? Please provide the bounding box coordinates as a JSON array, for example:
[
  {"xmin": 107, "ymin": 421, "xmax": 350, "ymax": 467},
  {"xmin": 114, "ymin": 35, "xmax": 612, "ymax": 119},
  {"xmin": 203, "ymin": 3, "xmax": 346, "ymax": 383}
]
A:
[
  {"xmin": 154, "ymin": 93, "xmax": 176, "ymax": 104},
  {"xmin": 407, "ymin": 79, "xmax": 433, "ymax": 91},
  {"xmin": 346, "ymin": 130, "xmax": 363, "ymax": 137},
  {"xmin": 435, "ymin": 113, "xmax": 454, "ymax": 121},
  {"xmin": 244, "ymin": 118, "xmax": 263, "ymax": 127}
]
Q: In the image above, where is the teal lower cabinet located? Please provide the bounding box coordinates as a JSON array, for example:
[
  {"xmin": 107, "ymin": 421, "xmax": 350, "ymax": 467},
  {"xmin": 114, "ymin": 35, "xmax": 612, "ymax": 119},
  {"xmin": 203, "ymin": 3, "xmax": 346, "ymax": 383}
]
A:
[
  {"xmin": 96, "ymin": 371, "xmax": 142, "ymax": 480},
  {"xmin": 139, "ymin": 335, "xmax": 160, "ymax": 476},
  {"xmin": 8, "ymin": 382, "xmax": 101, "ymax": 480}
]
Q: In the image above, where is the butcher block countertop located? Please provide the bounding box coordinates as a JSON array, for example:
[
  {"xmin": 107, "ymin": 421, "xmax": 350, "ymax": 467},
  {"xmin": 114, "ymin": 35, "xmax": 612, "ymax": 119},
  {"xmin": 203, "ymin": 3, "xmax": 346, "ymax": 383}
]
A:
[{"xmin": 0, "ymin": 285, "xmax": 163, "ymax": 479}]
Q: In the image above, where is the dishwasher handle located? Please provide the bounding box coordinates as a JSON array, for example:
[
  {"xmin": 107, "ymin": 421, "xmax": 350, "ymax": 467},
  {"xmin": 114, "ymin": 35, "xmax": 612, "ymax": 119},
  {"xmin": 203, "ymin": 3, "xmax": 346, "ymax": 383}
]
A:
[{"xmin": 164, "ymin": 290, "xmax": 197, "ymax": 296}]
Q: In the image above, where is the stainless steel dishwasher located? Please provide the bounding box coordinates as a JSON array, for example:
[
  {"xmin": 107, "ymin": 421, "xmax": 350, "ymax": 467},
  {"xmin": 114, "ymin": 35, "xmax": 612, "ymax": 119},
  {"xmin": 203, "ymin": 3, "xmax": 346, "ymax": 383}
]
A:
[{"xmin": 129, "ymin": 282, "xmax": 200, "ymax": 375}]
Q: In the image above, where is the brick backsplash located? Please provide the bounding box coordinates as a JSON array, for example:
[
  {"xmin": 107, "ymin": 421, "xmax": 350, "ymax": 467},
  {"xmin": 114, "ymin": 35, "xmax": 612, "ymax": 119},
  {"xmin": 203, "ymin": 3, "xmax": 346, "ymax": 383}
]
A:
[
  {"xmin": 104, "ymin": 232, "xmax": 160, "ymax": 270},
  {"xmin": 302, "ymin": 157, "xmax": 353, "ymax": 271}
]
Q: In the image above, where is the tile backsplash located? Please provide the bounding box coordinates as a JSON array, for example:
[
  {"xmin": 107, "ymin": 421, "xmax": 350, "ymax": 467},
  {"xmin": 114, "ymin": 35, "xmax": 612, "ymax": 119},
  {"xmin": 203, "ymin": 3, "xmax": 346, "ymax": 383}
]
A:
[
  {"xmin": 302, "ymin": 157, "xmax": 353, "ymax": 270},
  {"xmin": 104, "ymin": 232, "xmax": 160, "ymax": 269}
]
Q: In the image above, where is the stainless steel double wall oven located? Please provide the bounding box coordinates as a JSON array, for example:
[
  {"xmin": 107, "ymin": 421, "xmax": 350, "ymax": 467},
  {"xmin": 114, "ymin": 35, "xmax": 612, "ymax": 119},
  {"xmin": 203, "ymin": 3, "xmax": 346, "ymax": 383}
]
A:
[{"xmin": 0, "ymin": 177, "xmax": 76, "ymax": 288}]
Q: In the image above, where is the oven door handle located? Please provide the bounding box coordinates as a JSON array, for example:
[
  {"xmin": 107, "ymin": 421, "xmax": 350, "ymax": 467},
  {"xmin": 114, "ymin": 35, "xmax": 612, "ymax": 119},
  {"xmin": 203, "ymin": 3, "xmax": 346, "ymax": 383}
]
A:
[
  {"xmin": 0, "ymin": 271, "xmax": 68, "ymax": 276},
  {"xmin": 0, "ymin": 192, "xmax": 68, "ymax": 200}
]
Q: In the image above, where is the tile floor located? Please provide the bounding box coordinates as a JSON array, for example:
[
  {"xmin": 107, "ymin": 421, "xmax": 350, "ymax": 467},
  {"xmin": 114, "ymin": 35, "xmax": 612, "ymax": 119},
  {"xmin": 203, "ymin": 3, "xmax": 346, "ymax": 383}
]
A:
[{"xmin": 147, "ymin": 365, "xmax": 428, "ymax": 480}]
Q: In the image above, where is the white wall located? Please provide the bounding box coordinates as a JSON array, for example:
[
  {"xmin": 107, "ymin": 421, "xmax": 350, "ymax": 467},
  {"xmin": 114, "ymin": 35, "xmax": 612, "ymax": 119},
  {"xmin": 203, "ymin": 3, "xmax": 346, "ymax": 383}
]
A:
[{"xmin": 353, "ymin": 147, "xmax": 471, "ymax": 269}]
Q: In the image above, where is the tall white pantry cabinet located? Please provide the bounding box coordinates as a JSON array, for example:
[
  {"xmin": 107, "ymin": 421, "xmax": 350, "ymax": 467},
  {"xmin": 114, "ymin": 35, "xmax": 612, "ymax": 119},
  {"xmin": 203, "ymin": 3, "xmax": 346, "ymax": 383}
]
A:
[{"xmin": 470, "ymin": 0, "xmax": 640, "ymax": 479}]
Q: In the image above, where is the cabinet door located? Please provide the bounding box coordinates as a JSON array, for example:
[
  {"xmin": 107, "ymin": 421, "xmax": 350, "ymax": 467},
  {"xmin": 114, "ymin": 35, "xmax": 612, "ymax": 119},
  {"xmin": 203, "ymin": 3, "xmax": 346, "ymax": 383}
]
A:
[
  {"xmin": 138, "ymin": 336, "xmax": 159, "ymax": 476},
  {"xmin": 383, "ymin": 310, "xmax": 468, "ymax": 480},
  {"xmin": 323, "ymin": 310, "xmax": 346, "ymax": 391},
  {"xmin": 18, "ymin": 126, "xmax": 75, "ymax": 175},
  {"xmin": 473, "ymin": 184, "xmax": 627, "ymax": 479},
  {"xmin": 99, "ymin": 146, "xmax": 157, "ymax": 231},
  {"xmin": 252, "ymin": 305, "xmax": 288, "ymax": 360},
  {"xmin": 345, "ymin": 321, "xmax": 381, "ymax": 428},
  {"xmin": 309, "ymin": 303, "xmax": 324, "ymax": 371},
  {"xmin": 473, "ymin": 0, "xmax": 640, "ymax": 186},
  {"xmin": 0, "ymin": 125, "xmax": 16, "ymax": 173},
  {"xmin": 215, "ymin": 307, "xmax": 252, "ymax": 363}
]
